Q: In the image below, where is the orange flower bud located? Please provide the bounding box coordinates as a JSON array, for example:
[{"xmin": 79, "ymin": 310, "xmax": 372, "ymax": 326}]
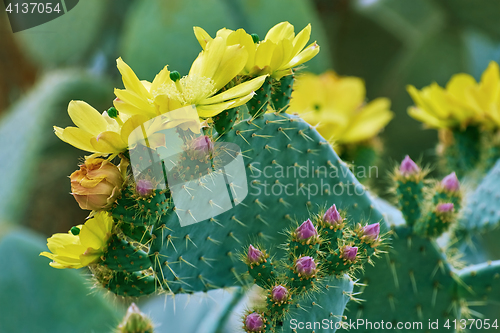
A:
[{"xmin": 70, "ymin": 158, "xmax": 123, "ymax": 211}]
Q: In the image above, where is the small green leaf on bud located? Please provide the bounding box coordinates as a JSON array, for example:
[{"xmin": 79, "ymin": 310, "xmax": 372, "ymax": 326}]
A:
[{"xmin": 251, "ymin": 33, "xmax": 259, "ymax": 43}]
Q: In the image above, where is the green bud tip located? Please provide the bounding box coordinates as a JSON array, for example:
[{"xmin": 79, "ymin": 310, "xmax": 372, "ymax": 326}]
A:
[
  {"xmin": 170, "ymin": 71, "xmax": 181, "ymax": 82},
  {"xmin": 251, "ymin": 33, "xmax": 259, "ymax": 43},
  {"xmin": 106, "ymin": 107, "xmax": 119, "ymax": 118},
  {"xmin": 70, "ymin": 226, "xmax": 80, "ymax": 236}
]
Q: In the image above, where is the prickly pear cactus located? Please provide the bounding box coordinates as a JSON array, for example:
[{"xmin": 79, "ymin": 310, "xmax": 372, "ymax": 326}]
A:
[
  {"xmin": 149, "ymin": 112, "xmax": 384, "ymax": 294},
  {"xmin": 345, "ymin": 156, "xmax": 500, "ymax": 333},
  {"xmin": 241, "ymin": 205, "xmax": 385, "ymax": 333}
]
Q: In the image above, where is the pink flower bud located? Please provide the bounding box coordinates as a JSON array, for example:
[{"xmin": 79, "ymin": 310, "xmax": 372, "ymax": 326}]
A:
[
  {"xmin": 342, "ymin": 246, "xmax": 358, "ymax": 261},
  {"xmin": 323, "ymin": 204, "xmax": 343, "ymax": 225},
  {"xmin": 136, "ymin": 179, "xmax": 153, "ymax": 197},
  {"xmin": 189, "ymin": 135, "xmax": 214, "ymax": 160},
  {"xmin": 295, "ymin": 219, "xmax": 317, "ymax": 240},
  {"xmin": 437, "ymin": 203, "xmax": 454, "ymax": 213},
  {"xmin": 245, "ymin": 312, "xmax": 264, "ymax": 332},
  {"xmin": 362, "ymin": 223, "xmax": 380, "ymax": 241},
  {"xmin": 399, "ymin": 155, "xmax": 420, "ymax": 177},
  {"xmin": 295, "ymin": 256, "xmax": 317, "ymax": 277},
  {"xmin": 247, "ymin": 244, "xmax": 263, "ymax": 264},
  {"xmin": 441, "ymin": 172, "xmax": 459, "ymax": 192},
  {"xmin": 272, "ymin": 285, "xmax": 288, "ymax": 302}
]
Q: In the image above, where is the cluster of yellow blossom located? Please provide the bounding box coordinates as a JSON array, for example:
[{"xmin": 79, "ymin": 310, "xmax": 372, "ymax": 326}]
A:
[
  {"xmin": 289, "ymin": 71, "xmax": 393, "ymax": 145},
  {"xmin": 407, "ymin": 61, "xmax": 500, "ymax": 130},
  {"xmin": 43, "ymin": 22, "xmax": 320, "ymax": 270},
  {"xmin": 54, "ymin": 21, "xmax": 319, "ymax": 157}
]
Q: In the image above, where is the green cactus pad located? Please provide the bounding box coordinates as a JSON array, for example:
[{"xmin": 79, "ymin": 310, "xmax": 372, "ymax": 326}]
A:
[
  {"xmin": 102, "ymin": 271, "xmax": 157, "ymax": 297},
  {"xmin": 346, "ymin": 225, "xmax": 460, "ymax": 332},
  {"xmin": 249, "ymin": 261, "xmax": 275, "ymax": 287},
  {"xmin": 102, "ymin": 235, "xmax": 151, "ymax": 272},
  {"xmin": 283, "ymin": 275, "xmax": 354, "ymax": 333},
  {"xmin": 148, "ymin": 112, "xmax": 384, "ymax": 294},
  {"xmin": 458, "ymin": 159, "xmax": 500, "ymax": 234},
  {"xmin": 441, "ymin": 126, "xmax": 481, "ymax": 178},
  {"xmin": 112, "ymin": 186, "xmax": 170, "ymax": 226},
  {"xmin": 415, "ymin": 208, "xmax": 455, "ymax": 238},
  {"xmin": 213, "ymin": 106, "xmax": 243, "ymax": 135},
  {"xmin": 456, "ymin": 260, "xmax": 500, "ymax": 332},
  {"xmin": 247, "ymin": 76, "xmax": 272, "ymax": 117},
  {"xmin": 119, "ymin": 222, "xmax": 152, "ymax": 244},
  {"xmin": 271, "ymin": 74, "xmax": 295, "ymax": 113},
  {"xmin": 395, "ymin": 179, "xmax": 424, "ymax": 226}
]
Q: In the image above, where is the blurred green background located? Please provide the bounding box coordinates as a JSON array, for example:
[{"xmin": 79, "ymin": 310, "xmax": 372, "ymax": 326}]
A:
[{"xmin": 1, "ymin": 0, "xmax": 500, "ymax": 332}]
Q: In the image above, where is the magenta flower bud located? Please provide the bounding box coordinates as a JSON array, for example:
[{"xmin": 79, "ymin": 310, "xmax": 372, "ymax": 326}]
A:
[
  {"xmin": 245, "ymin": 312, "xmax": 264, "ymax": 332},
  {"xmin": 399, "ymin": 155, "xmax": 420, "ymax": 177},
  {"xmin": 295, "ymin": 219, "xmax": 317, "ymax": 240},
  {"xmin": 362, "ymin": 223, "xmax": 380, "ymax": 241},
  {"xmin": 136, "ymin": 179, "xmax": 154, "ymax": 197},
  {"xmin": 247, "ymin": 244, "xmax": 263, "ymax": 264},
  {"xmin": 323, "ymin": 204, "xmax": 343, "ymax": 225},
  {"xmin": 295, "ymin": 256, "xmax": 317, "ymax": 277},
  {"xmin": 441, "ymin": 172, "xmax": 459, "ymax": 192},
  {"xmin": 189, "ymin": 135, "xmax": 214, "ymax": 159},
  {"xmin": 342, "ymin": 246, "xmax": 358, "ymax": 261},
  {"xmin": 437, "ymin": 203, "xmax": 454, "ymax": 213},
  {"xmin": 271, "ymin": 285, "xmax": 288, "ymax": 302}
]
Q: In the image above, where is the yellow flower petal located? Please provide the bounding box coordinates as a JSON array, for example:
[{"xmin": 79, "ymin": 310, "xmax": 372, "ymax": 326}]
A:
[
  {"xmin": 254, "ymin": 40, "xmax": 276, "ymax": 73},
  {"xmin": 116, "ymin": 57, "xmax": 151, "ymax": 98},
  {"xmin": 291, "ymin": 24, "xmax": 311, "ymax": 57},
  {"xmin": 283, "ymin": 42, "xmax": 320, "ymax": 70},
  {"xmin": 211, "ymin": 44, "xmax": 248, "ymax": 91},
  {"xmin": 67, "ymin": 101, "xmax": 108, "ymax": 136},
  {"xmin": 58, "ymin": 127, "xmax": 98, "ymax": 153},
  {"xmin": 114, "ymin": 88, "xmax": 157, "ymax": 117},
  {"xmin": 265, "ymin": 21, "xmax": 295, "ymax": 43},
  {"xmin": 201, "ymin": 75, "xmax": 267, "ymax": 105},
  {"xmin": 90, "ymin": 131, "xmax": 127, "ymax": 154},
  {"xmin": 193, "ymin": 26, "xmax": 213, "ymax": 50}
]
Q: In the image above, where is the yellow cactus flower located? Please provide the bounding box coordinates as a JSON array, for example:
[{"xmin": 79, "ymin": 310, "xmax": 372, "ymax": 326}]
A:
[
  {"xmin": 290, "ymin": 71, "xmax": 393, "ymax": 144},
  {"xmin": 53, "ymin": 100, "xmax": 150, "ymax": 155},
  {"xmin": 194, "ymin": 21, "xmax": 320, "ymax": 80},
  {"xmin": 40, "ymin": 211, "xmax": 114, "ymax": 269},
  {"xmin": 471, "ymin": 61, "xmax": 500, "ymax": 128},
  {"xmin": 54, "ymin": 99, "xmax": 179, "ymax": 155},
  {"xmin": 407, "ymin": 62, "xmax": 500, "ymax": 130},
  {"xmin": 114, "ymin": 52, "xmax": 267, "ymax": 119}
]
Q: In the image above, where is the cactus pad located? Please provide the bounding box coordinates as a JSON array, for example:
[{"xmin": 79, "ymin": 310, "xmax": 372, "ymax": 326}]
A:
[{"xmin": 148, "ymin": 112, "xmax": 384, "ymax": 294}]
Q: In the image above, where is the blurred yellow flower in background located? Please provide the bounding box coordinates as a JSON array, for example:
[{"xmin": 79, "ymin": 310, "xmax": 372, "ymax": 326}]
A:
[
  {"xmin": 40, "ymin": 211, "xmax": 113, "ymax": 269},
  {"xmin": 290, "ymin": 71, "xmax": 393, "ymax": 145},
  {"xmin": 194, "ymin": 21, "xmax": 320, "ymax": 80},
  {"xmin": 407, "ymin": 61, "xmax": 500, "ymax": 129}
]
